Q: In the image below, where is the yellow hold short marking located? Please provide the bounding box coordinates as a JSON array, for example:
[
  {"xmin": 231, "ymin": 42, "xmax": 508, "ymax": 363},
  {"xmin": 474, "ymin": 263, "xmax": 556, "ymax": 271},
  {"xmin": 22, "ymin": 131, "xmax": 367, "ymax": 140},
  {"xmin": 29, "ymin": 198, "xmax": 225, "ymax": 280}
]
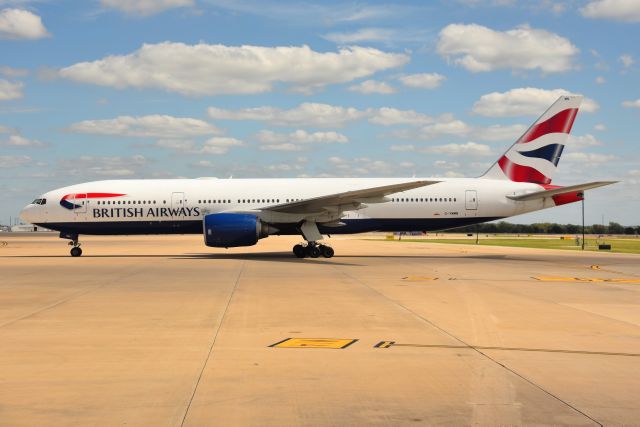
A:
[
  {"xmin": 270, "ymin": 338, "xmax": 357, "ymax": 349},
  {"xmin": 402, "ymin": 276, "xmax": 438, "ymax": 281},
  {"xmin": 534, "ymin": 276, "xmax": 640, "ymax": 283}
]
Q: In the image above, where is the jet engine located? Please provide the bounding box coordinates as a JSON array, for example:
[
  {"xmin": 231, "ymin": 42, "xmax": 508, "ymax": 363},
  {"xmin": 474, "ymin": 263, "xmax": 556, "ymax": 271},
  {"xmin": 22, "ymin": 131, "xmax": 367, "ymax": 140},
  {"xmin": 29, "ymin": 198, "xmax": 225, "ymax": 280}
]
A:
[{"xmin": 203, "ymin": 213, "xmax": 277, "ymax": 248}]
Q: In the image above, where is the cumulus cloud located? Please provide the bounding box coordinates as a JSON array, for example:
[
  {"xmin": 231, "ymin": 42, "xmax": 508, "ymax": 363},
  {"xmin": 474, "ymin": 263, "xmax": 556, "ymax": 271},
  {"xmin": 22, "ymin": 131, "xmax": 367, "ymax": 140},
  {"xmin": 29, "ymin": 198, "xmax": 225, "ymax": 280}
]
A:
[
  {"xmin": 398, "ymin": 73, "xmax": 445, "ymax": 89},
  {"xmin": 368, "ymin": 108, "xmax": 445, "ymax": 126},
  {"xmin": 434, "ymin": 160, "xmax": 460, "ymax": 169},
  {"xmin": 472, "ymin": 88, "xmax": 599, "ymax": 117},
  {"xmin": 0, "ymin": 78, "xmax": 23, "ymax": 100},
  {"xmin": 622, "ymin": 99, "xmax": 640, "ymax": 108},
  {"xmin": 100, "ymin": 0, "xmax": 194, "ymax": 16},
  {"xmin": 348, "ymin": 79, "xmax": 395, "ymax": 94},
  {"xmin": 208, "ymin": 102, "xmax": 370, "ymax": 128},
  {"xmin": 390, "ymin": 120, "xmax": 471, "ymax": 140},
  {"xmin": 327, "ymin": 156, "xmax": 393, "ymax": 175},
  {"xmin": 563, "ymin": 152, "xmax": 615, "ymax": 164},
  {"xmin": 423, "ymin": 142, "xmax": 492, "ymax": 156},
  {"xmin": 567, "ymin": 134, "xmax": 602, "ymax": 148},
  {"xmin": 58, "ymin": 155, "xmax": 148, "ymax": 177},
  {"xmin": 581, "ymin": 0, "xmax": 640, "ymax": 22},
  {"xmin": 437, "ymin": 23, "xmax": 578, "ymax": 73},
  {"xmin": 0, "ymin": 66, "xmax": 28, "ymax": 77},
  {"xmin": 67, "ymin": 115, "xmax": 221, "ymax": 138},
  {"xmin": 0, "ymin": 8, "xmax": 49, "ymax": 40},
  {"xmin": 323, "ymin": 27, "xmax": 395, "ymax": 44},
  {"xmin": 256, "ymin": 129, "xmax": 347, "ymax": 151},
  {"xmin": 475, "ymin": 124, "xmax": 527, "ymax": 141},
  {"xmin": 594, "ymin": 124, "xmax": 606, "ymax": 131},
  {"xmin": 0, "ymin": 154, "xmax": 31, "ymax": 168},
  {"xmin": 620, "ymin": 54, "xmax": 634, "ymax": 67},
  {"xmin": 59, "ymin": 43, "xmax": 409, "ymax": 96},
  {"xmin": 155, "ymin": 137, "xmax": 243, "ymax": 155},
  {"xmin": 0, "ymin": 134, "xmax": 45, "ymax": 147}
]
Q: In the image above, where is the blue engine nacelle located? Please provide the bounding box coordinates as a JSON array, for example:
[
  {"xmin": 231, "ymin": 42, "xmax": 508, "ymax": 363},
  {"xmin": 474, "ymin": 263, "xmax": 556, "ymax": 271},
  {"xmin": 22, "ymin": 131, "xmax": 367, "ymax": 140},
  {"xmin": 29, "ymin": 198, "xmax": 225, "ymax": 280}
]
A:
[{"xmin": 203, "ymin": 213, "xmax": 276, "ymax": 248}]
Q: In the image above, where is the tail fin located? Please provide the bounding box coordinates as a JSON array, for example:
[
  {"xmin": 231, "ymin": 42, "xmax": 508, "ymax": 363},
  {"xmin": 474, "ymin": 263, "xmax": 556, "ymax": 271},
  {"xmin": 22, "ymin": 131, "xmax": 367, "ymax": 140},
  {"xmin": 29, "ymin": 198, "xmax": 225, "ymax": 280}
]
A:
[{"xmin": 481, "ymin": 95, "xmax": 582, "ymax": 184}]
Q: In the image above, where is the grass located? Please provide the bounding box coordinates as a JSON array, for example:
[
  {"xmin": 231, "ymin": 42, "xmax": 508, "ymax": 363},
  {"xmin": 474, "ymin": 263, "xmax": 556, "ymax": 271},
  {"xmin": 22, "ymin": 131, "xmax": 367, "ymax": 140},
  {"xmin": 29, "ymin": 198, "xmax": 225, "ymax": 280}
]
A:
[{"xmin": 377, "ymin": 236, "xmax": 640, "ymax": 254}]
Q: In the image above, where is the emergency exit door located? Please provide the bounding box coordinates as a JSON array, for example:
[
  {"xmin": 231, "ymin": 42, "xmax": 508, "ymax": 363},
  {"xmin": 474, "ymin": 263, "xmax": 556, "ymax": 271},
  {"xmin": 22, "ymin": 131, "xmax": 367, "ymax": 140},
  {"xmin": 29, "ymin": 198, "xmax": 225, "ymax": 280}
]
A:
[{"xmin": 465, "ymin": 190, "xmax": 478, "ymax": 216}]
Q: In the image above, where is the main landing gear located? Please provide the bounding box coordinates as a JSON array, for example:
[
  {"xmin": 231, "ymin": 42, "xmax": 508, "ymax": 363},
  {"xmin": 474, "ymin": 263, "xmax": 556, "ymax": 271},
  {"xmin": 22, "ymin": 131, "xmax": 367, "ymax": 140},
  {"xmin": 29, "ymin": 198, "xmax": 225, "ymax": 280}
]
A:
[
  {"xmin": 292, "ymin": 242, "xmax": 334, "ymax": 258},
  {"xmin": 61, "ymin": 232, "xmax": 83, "ymax": 257}
]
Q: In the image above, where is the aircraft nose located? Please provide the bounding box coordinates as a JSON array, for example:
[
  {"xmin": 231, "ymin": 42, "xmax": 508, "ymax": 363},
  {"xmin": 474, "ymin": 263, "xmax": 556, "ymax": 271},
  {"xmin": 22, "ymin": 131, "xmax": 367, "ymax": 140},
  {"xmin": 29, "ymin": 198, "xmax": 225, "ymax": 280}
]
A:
[{"xmin": 20, "ymin": 204, "xmax": 34, "ymax": 224}]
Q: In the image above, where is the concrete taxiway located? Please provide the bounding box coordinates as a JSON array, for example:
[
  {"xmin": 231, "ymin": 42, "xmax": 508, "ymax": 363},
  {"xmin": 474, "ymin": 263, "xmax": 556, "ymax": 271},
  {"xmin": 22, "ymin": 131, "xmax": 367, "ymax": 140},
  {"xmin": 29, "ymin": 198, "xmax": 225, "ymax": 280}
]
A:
[{"xmin": 1, "ymin": 233, "xmax": 639, "ymax": 426}]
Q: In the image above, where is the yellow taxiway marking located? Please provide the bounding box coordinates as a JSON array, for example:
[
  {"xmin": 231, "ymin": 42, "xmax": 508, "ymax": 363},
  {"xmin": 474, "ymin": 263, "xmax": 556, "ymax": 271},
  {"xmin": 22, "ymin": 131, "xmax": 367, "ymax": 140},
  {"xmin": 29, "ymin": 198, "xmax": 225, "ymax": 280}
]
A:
[
  {"xmin": 533, "ymin": 276, "xmax": 640, "ymax": 284},
  {"xmin": 270, "ymin": 338, "xmax": 358, "ymax": 349},
  {"xmin": 402, "ymin": 276, "xmax": 438, "ymax": 281},
  {"xmin": 374, "ymin": 341, "xmax": 395, "ymax": 348},
  {"xmin": 590, "ymin": 265, "xmax": 601, "ymax": 270}
]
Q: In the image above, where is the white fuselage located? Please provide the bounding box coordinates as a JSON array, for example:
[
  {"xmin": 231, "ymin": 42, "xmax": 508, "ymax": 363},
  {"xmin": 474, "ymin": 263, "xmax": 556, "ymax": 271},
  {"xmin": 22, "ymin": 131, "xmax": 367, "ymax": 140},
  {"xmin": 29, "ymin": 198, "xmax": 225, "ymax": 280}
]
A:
[{"xmin": 20, "ymin": 177, "xmax": 558, "ymax": 237}]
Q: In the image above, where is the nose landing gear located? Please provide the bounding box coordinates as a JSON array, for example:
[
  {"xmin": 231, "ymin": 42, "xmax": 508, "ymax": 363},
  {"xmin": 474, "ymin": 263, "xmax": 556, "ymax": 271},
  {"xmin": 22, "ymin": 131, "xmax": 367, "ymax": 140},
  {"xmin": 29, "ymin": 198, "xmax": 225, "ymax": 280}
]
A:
[
  {"xmin": 61, "ymin": 232, "xmax": 83, "ymax": 257},
  {"xmin": 292, "ymin": 242, "xmax": 334, "ymax": 258}
]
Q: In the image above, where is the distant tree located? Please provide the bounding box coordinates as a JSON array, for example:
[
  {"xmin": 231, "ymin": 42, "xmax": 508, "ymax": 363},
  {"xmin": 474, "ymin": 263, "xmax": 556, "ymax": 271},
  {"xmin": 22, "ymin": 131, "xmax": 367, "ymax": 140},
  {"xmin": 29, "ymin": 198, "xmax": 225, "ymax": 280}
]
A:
[{"xmin": 608, "ymin": 222, "xmax": 625, "ymax": 234}]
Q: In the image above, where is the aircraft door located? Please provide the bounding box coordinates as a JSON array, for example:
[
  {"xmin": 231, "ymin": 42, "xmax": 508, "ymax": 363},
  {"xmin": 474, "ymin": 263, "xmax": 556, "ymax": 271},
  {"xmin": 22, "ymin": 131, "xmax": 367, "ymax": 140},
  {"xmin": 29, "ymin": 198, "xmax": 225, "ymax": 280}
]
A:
[
  {"xmin": 465, "ymin": 190, "xmax": 478, "ymax": 216},
  {"xmin": 171, "ymin": 192, "xmax": 185, "ymax": 219}
]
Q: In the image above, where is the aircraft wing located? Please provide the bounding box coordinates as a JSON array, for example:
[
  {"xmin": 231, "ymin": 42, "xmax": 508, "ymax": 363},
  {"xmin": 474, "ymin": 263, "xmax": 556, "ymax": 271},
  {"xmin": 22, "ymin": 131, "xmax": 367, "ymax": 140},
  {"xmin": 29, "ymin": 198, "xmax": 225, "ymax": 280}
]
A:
[
  {"xmin": 506, "ymin": 181, "xmax": 617, "ymax": 202},
  {"xmin": 262, "ymin": 180, "xmax": 440, "ymax": 214}
]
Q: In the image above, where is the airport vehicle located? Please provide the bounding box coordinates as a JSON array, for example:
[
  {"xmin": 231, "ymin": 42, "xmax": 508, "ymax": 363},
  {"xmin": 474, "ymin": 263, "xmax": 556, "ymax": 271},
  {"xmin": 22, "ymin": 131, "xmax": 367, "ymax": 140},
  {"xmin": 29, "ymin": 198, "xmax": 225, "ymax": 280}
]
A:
[{"xmin": 20, "ymin": 96, "xmax": 615, "ymax": 257}]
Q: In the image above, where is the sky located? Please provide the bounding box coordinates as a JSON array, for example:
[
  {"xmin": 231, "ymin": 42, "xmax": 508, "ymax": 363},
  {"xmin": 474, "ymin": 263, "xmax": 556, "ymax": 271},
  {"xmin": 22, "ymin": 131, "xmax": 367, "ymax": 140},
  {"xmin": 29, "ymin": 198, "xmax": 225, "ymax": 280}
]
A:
[{"xmin": 0, "ymin": 0, "xmax": 639, "ymax": 226}]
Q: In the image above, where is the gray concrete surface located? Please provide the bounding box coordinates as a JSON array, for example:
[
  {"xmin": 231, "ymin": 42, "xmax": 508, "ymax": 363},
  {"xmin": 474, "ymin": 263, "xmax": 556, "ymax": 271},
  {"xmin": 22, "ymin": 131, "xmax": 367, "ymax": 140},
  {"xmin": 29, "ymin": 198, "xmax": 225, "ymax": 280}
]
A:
[{"xmin": 1, "ymin": 234, "xmax": 639, "ymax": 426}]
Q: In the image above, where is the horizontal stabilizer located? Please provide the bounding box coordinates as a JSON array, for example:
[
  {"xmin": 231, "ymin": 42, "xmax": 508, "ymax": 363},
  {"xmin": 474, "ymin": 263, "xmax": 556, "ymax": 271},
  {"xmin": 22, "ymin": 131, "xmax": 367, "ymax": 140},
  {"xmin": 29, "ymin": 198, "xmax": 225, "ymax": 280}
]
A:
[{"xmin": 506, "ymin": 181, "xmax": 617, "ymax": 201}]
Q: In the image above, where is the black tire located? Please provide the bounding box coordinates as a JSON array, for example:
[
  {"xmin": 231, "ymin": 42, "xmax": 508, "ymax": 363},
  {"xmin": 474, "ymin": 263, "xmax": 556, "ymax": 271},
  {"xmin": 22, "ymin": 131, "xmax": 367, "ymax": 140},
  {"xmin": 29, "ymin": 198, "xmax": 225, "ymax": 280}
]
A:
[
  {"xmin": 320, "ymin": 245, "xmax": 334, "ymax": 258},
  {"xmin": 293, "ymin": 244, "xmax": 306, "ymax": 258},
  {"xmin": 70, "ymin": 247, "xmax": 82, "ymax": 257},
  {"xmin": 307, "ymin": 245, "xmax": 320, "ymax": 258}
]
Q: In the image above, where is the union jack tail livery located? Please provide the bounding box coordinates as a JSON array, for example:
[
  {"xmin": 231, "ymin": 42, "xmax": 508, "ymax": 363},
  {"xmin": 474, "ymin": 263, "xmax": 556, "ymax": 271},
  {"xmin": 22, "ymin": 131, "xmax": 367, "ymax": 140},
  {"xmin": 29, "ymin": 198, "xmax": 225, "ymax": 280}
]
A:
[{"xmin": 482, "ymin": 95, "xmax": 582, "ymax": 184}]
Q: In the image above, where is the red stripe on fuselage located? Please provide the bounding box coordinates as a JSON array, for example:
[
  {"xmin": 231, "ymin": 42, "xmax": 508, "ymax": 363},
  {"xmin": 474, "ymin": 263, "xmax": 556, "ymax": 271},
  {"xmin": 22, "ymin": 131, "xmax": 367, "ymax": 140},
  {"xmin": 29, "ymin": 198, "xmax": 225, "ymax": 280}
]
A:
[
  {"xmin": 498, "ymin": 156, "xmax": 551, "ymax": 184},
  {"xmin": 518, "ymin": 108, "xmax": 578, "ymax": 144},
  {"xmin": 540, "ymin": 184, "xmax": 583, "ymax": 206},
  {"xmin": 62, "ymin": 193, "xmax": 126, "ymax": 200}
]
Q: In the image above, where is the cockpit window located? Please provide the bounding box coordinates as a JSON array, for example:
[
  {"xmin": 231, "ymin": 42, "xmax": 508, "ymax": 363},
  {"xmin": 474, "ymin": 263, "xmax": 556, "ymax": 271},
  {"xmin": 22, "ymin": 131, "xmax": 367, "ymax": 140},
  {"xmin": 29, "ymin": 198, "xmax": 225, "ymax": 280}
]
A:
[{"xmin": 31, "ymin": 198, "xmax": 47, "ymax": 205}]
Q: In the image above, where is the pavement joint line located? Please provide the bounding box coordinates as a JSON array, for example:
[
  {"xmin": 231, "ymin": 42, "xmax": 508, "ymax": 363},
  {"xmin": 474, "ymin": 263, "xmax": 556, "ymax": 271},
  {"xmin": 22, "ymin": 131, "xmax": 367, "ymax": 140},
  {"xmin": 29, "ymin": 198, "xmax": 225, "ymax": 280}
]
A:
[
  {"xmin": 375, "ymin": 343, "xmax": 640, "ymax": 357},
  {"xmin": 179, "ymin": 261, "xmax": 245, "ymax": 427},
  {"xmin": 0, "ymin": 263, "xmax": 145, "ymax": 330},
  {"xmin": 533, "ymin": 276, "xmax": 640, "ymax": 284},
  {"xmin": 336, "ymin": 268, "xmax": 603, "ymax": 427}
]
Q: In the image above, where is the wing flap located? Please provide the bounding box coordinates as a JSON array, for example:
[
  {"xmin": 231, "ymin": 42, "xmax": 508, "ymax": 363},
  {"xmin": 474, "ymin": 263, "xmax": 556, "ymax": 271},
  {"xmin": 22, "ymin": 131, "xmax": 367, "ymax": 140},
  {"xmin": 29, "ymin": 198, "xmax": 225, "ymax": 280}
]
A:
[{"xmin": 506, "ymin": 181, "xmax": 617, "ymax": 201}]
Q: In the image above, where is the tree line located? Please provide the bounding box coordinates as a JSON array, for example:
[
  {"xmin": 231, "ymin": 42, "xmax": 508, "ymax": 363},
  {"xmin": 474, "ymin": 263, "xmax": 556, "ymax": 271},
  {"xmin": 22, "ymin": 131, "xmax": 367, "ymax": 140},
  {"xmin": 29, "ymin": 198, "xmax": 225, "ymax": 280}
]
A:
[{"xmin": 451, "ymin": 221, "xmax": 639, "ymax": 235}]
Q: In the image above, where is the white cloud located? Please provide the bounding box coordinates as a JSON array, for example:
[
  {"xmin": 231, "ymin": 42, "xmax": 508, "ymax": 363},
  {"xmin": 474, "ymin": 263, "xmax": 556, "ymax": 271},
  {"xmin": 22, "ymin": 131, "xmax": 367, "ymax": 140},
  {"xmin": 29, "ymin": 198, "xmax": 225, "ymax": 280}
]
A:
[
  {"xmin": 0, "ymin": 154, "xmax": 31, "ymax": 168},
  {"xmin": 0, "ymin": 78, "xmax": 23, "ymax": 100},
  {"xmin": 257, "ymin": 130, "xmax": 347, "ymax": 151},
  {"xmin": 594, "ymin": 124, "xmax": 606, "ymax": 131},
  {"xmin": 58, "ymin": 155, "xmax": 148, "ymax": 176},
  {"xmin": 323, "ymin": 27, "xmax": 394, "ymax": 44},
  {"xmin": 390, "ymin": 144, "xmax": 415, "ymax": 152},
  {"xmin": 398, "ymin": 73, "xmax": 445, "ymax": 89},
  {"xmin": 475, "ymin": 124, "xmax": 527, "ymax": 141},
  {"xmin": 348, "ymin": 79, "xmax": 395, "ymax": 94},
  {"xmin": 1, "ymin": 134, "xmax": 45, "ymax": 147},
  {"xmin": 0, "ymin": 8, "xmax": 49, "ymax": 40},
  {"xmin": 423, "ymin": 142, "xmax": 492, "ymax": 156},
  {"xmin": 100, "ymin": 0, "xmax": 194, "ymax": 16},
  {"xmin": 0, "ymin": 65, "xmax": 28, "ymax": 77},
  {"xmin": 622, "ymin": 99, "xmax": 640, "ymax": 108},
  {"xmin": 368, "ymin": 109, "xmax": 452, "ymax": 126},
  {"xmin": 155, "ymin": 137, "xmax": 244, "ymax": 155},
  {"xmin": 620, "ymin": 54, "xmax": 635, "ymax": 67},
  {"xmin": 595, "ymin": 76, "xmax": 605, "ymax": 84},
  {"xmin": 390, "ymin": 120, "xmax": 471, "ymax": 140},
  {"xmin": 327, "ymin": 156, "xmax": 393, "ymax": 175},
  {"xmin": 208, "ymin": 102, "xmax": 370, "ymax": 128},
  {"xmin": 0, "ymin": 124, "xmax": 12, "ymax": 133},
  {"xmin": 59, "ymin": 43, "xmax": 409, "ymax": 96},
  {"xmin": 567, "ymin": 134, "xmax": 603, "ymax": 148},
  {"xmin": 68, "ymin": 115, "xmax": 220, "ymax": 138},
  {"xmin": 200, "ymin": 137, "xmax": 244, "ymax": 154},
  {"xmin": 472, "ymin": 88, "xmax": 599, "ymax": 117},
  {"xmin": 581, "ymin": 0, "xmax": 640, "ymax": 22},
  {"xmin": 437, "ymin": 23, "xmax": 578, "ymax": 73},
  {"xmin": 434, "ymin": 160, "xmax": 460, "ymax": 169},
  {"xmin": 563, "ymin": 152, "xmax": 615, "ymax": 164}
]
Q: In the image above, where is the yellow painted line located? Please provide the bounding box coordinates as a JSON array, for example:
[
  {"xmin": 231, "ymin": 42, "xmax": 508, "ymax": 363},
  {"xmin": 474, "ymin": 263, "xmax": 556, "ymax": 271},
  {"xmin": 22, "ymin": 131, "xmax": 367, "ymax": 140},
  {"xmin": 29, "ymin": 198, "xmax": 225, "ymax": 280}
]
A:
[
  {"xmin": 533, "ymin": 276, "xmax": 640, "ymax": 284},
  {"xmin": 374, "ymin": 341, "xmax": 395, "ymax": 348},
  {"xmin": 590, "ymin": 265, "xmax": 601, "ymax": 270},
  {"xmin": 270, "ymin": 338, "xmax": 358, "ymax": 349},
  {"xmin": 402, "ymin": 276, "xmax": 438, "ymax": 281}
]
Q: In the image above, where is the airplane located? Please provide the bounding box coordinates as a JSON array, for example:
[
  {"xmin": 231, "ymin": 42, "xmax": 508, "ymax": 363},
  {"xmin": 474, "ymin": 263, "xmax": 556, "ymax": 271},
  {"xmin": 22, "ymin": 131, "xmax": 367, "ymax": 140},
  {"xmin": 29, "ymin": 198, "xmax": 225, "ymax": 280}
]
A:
[{"xmin": 20, "ymin": 95, "xmax": 616, "ymax": 258}]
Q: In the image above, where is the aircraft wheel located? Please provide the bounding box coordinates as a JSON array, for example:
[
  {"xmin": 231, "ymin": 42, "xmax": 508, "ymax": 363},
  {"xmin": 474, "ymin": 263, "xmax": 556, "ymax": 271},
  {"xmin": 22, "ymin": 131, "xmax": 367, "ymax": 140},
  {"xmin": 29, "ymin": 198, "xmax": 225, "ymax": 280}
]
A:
[
  {"xmin": 307, "ymin": 245, "xmax": 320, "ymax": 258},
  {"xmin": 293, "ymin": 244, "xmax": 306, "ymax": 258},
  {"xmin": 70, "ymin": 247, "xmax": 82, "ymax": 257},
  {"xmin": 320, "ymin": 245, "xmax": 334, "ymax": 258}
]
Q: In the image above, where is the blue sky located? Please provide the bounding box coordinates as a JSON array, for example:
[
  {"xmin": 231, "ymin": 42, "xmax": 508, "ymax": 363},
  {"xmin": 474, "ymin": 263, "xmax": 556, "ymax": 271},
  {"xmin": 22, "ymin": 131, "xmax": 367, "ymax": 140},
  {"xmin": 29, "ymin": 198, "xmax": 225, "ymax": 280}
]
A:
[{"xmin": 1, "ymin": 0, "xmax": 639, "ymax": 225}]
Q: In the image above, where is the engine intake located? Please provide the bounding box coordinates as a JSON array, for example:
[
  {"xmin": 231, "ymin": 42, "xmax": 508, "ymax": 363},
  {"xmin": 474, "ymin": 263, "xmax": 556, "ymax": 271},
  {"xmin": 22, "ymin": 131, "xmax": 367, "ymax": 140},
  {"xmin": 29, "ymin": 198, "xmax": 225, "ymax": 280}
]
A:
[{"xmin": 203, "ymin": 213, "xmax": 276, "ymax": 248}]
